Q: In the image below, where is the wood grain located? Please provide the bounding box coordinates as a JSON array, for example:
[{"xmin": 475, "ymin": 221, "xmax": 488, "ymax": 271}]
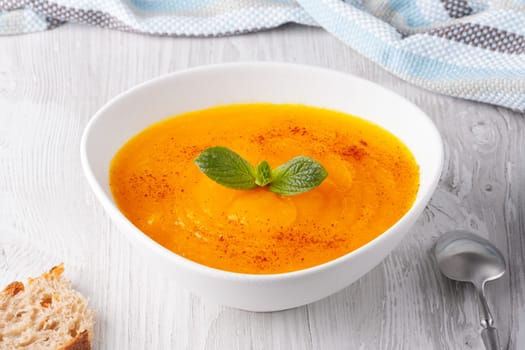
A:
[{"xmin": 1, "ymin": 24, "xmax": 524, "ymax": 349}]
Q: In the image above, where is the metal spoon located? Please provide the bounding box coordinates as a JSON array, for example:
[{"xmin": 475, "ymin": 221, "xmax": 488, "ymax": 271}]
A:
[{"xmin": 433, "ymin": 230, "xmax": 506, "ymax": 350}]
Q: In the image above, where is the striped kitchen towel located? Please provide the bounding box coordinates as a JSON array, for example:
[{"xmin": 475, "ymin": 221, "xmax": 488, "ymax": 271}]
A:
[{"xmin": 1, "ymin": 1, "xmax": 524, "ymax": 111}]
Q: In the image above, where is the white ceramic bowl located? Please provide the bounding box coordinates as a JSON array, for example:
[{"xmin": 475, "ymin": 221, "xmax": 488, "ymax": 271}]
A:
[{"xmin": 81, "ymin": 62, "xmax": 443, "ymax": 312}]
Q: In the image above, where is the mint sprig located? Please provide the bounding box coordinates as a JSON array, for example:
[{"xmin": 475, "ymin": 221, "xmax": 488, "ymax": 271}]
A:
[{"xmin": 194, "ymin": 146, "xmax": 328, "ymax": 196}]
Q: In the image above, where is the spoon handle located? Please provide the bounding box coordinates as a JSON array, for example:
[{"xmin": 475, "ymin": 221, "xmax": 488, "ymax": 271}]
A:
[
  {"xmin": 477, "ymin": 287, "xmax": 500, "ymax": 350},
  {"xmin": 477, "ymin": 287, "xmax": 494, "ymax": 327},
  {"xmin": 481, "ymin": 326, "xmax": 500, "ymax": 350}
]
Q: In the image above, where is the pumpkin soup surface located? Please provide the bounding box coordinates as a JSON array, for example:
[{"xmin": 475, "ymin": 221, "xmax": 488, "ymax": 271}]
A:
[{"xmin": 110, "ymin": 104, "xmax": 419, "ymax": 274}]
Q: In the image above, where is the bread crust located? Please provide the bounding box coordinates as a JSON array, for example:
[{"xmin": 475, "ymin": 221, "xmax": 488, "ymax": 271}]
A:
[
  {"xmin": 1, "ymin": 281, "xmax": 24, "ymax": 297},
  {"xmin": 59, "ymin": 330, "xmax": 91, "ymax": 350}
]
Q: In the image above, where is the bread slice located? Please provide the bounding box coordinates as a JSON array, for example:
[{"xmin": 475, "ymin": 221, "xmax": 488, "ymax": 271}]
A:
[{"xmin": 0, "ymin": 265, "xmax": 94, "ymax": 350}]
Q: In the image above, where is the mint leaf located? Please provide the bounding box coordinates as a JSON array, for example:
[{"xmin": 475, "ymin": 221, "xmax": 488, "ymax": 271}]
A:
[
  {"xmin": 255, "ymin": 161, "xmax": 272, "ymax": 186},
  {"xmin": 269, "ymin": 156, "xmax": 328, "ymax": 196},
  {"xmin": 194, "ymin": 146, "xmax": 257, "ymax": 190}
]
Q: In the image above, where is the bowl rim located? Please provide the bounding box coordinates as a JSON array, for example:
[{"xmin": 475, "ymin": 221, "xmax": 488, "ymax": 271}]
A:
[{"xmin": 80, "ymin": 61, "xmax": 444, "ymax": 282}]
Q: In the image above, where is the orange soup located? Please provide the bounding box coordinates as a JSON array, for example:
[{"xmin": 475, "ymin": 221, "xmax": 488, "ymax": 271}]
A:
[{"xmin": 110, "ymin": 104, "xmax": 419, "ymax": 274}]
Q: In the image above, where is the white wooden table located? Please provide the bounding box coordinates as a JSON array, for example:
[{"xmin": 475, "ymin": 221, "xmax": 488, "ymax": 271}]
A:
[{"xmin": 1, "ymin": 24, "xmax": 524, "ymax": 350}]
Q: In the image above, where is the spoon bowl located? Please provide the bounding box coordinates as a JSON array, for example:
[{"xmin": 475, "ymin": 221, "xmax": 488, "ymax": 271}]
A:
[{"xmin": 434, "ymin": 231, "xmax": 506, "ymax": 286}]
